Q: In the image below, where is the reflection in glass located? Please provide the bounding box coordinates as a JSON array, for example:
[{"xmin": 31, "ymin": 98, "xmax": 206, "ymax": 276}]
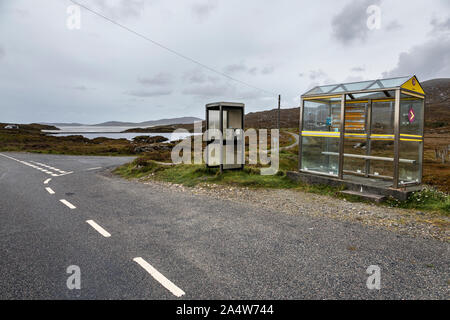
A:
[{"xmin": 301, "ymin": 99, "xmax": 341, "ymax": 176}]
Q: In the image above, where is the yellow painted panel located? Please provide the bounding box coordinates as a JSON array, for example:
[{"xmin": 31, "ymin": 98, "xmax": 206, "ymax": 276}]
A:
[
  {"xmin": 400, "ymin": 138, "xmax": 422, "ymax": 142},
  {"xmin": 401, "ymin": 76, "xmax": 425, "ymax": 95},
  {"xmin": 400, "ymin": 134, "xmax": 422, "ymax": 138},
  {"xmin": 302, "ymin": 134, "xmax": 340, "ymax": 138}
]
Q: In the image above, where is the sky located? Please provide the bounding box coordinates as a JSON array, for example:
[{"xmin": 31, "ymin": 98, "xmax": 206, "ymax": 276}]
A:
[{"xmin": 0, "ymin": 0, "xmax": 449, "ymax": 124}]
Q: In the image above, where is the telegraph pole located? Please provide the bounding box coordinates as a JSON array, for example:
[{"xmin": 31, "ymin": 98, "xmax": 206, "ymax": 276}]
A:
[{"xmin": 277, "ymin": 94, "xmax": 281, "ymax": 131}]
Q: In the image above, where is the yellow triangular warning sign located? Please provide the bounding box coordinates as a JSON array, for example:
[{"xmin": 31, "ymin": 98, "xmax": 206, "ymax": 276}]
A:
[{"xmin": 401, "ymin": 76, "xmax": 425, "ymax": 95}]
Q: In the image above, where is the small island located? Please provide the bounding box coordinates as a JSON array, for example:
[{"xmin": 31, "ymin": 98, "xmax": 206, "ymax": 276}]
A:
[{"xmin": 122, "ymin": 122, "xmax": 204, "ymax": 134}]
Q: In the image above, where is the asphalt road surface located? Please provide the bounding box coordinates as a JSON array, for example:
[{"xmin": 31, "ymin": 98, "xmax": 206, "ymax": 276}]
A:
[{"xmin": 0, "ymin": 152, "xmax": 448, "ymax": 299}]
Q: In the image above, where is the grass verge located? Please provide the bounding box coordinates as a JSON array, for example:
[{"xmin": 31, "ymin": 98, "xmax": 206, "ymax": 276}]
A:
[{"xmin": 114, "ymin": 158, "xmax": 450, "ymax": 216}]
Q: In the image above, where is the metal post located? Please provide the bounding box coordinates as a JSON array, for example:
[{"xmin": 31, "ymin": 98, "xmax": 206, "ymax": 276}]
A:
[
  {"xmin": 338, "ymin": 94, "xmax": 346, "ymax": 179},
  {"xmin": 241, "ymin": 104, "xmax": 245, "ymax": 170},
  {"xmin": 205, "ymin": 106, "xmax": 209, "ymax": 167},
  {"xmin": 219, "ymin": 103, "xmax": 223, "ymax": 174},
  {"xmin": 393, "ymin": 89, "xmax": 401, "ymax": 188},
  {"xmin": 418, "ymin": 97, "xmax": 425, "ymax": 184},
  {"xmin": 298, "ymin": 97, "xmax": 304, "ymax": 171},
  {"xmin": 365, "ymin": 100, "xmax": 372, "ymax": 177},
  {"xmin": 277, "ymin": 94, "xmax": 281, "ymax": 131}
]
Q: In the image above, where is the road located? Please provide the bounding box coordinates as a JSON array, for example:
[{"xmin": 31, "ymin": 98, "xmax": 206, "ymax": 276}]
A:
[
  {"xmin": 0, "ymin": 152, "xmax": 448, "ymax": 299},
  {"xmin": 280, "ymin": 132, "xmax": 299, "ymax": 150}
]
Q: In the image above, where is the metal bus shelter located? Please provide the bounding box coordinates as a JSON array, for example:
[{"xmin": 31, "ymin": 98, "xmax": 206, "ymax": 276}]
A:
[{"xmin": 297, "ymin": 75, "xmax": 425, "ymax": 195}]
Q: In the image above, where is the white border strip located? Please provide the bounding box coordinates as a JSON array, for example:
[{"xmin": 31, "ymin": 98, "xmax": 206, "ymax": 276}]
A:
[
  {"xmin": 45, "ymin": 187, "xmax": 55, "ymax": 195},
  {"xmin": 60, "ymin": 199, "xmax": 76, "ymax": 209},
  {"xmin": 133, "ymin": 257, "xmax": 185, "ymax": 297},
  {"xmin": 86, "ymin": 220, "xmax": 111, "ymax": 237}
]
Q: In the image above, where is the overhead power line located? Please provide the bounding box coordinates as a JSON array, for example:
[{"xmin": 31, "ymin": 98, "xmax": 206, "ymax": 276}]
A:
[{"xmin": 68, "ymin": 0, "xmax": 277, "ymax": 96}]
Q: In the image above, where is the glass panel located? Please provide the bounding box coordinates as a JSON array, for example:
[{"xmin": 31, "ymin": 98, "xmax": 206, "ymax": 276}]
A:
[
  {"xmin": 329, "ymin": 85, "xmax": 345, "ymax": 93},
  {"xmin": 208, "ymin": 110, "xmax": 220, "ymax": 130},
  {"xmin": 206, "ymin": 142, "xmax": 221, "ymax": 166},
  {"xmin": 343, "ymin": 80, "xmax": 375, "ymax": 91},
  {"xmin": 366, "ymin": 81, "xmax": 383, "ymax": 89},
  {"xmin": 399, "ymin": 94, "xmax": 424, "ymax": 184},
  {"xmin": 399, "ymin": 93, "xmax": 424, "ymax": 136},
  {"xmin": 304, "ymin": 85, "xmax": 337, "ymax": 95},
  {"xmin": 379, "ymin": 76, "xmax": 410, "ymax": 88},
  {"xmin": 371, "ymin": 101, "xmax": 395, "ymax": 134},
  {"xmin": 301, "ymin": 98, "xmax": 341, "ymax": 176},
  {"xmin": 207, "ymin": 110, "xmax": 220, "ymax": 141},
  {"xmin": 225, "ymin": 108, "xmax": 242, "ymax": 129},
  {"xmin": 304, "ymin": 77, "xmax": 411, "ymax": 97},
  {"xmin": 351, "ymin": 91, "xmax": 395, "ymax": 100},
  {"xmin": 302, "ymin": 136, "xmax": 340, "ymax": 175},
  {"xmin": 343, "ymin": 103, "xmax": 368, "ymax": 174},
  {"xmin": 369, "ymin": 100, "xmax": 395, "ymax": 179},
  {"xmin": 399, "ymin": 141, "xmax": 420, "ymax": 184}
]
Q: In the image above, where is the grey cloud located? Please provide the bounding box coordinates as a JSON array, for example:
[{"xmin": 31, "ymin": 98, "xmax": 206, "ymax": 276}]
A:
[
  {"xmin": 92, "ymin": 0, "xmax": 146, "ymax": 19},
  {"xmin": 72, "ymin": 85, "xmax": 92, "ymax": 91},
  {"xmin": 351, "ymin": 66, "xmax": 365, "ymax": 72},
  {"xmin": 182, "ymin": 84, "xmax": 230, "ymax": 97},
  {"xmin": 382, "ymin": 37, "xmax": 450, "ymax": 80},
  {"xmin": 430, "ymin": 16, "xmax": 450, "ymax": 34},
  {"xmin": 298, "ymin": 73, "xmax": 305, "ymax": 77},
  {"xmin": 386, "ymin": 21, "xmax": 402, "ymax": 31},
  {"xmin": 192, "ymin": 0, "xmax": 218, "ymax": 21},
  {"xmin": 13, "ymin": 9, "xmax": 29, "ymax": 17},
  {"xmin": 183, "ymin": 69, "xmax": 220, "ymax": 84},
  {"xmin": 138, "ymin": 73, "xmax": 172, "ymax": 86},
  {"xmin": 245, "ymin": 66, "xmax": 274, "ymax": 75},
  {"xmin": 344, "ymin": 76, "xmax": 364, "ymax": 82},
  {"xmin": 235, "ymin": 90, "xmax": 266, "ymax": 100},
  {"xmin": 0, "ymin": 46, "xmax": 4, "ymax": 60},
  {"xmin": 261, "ymin": 66, "xmax": 275, "ymax": 75},
  {"xmin": 307, "ymin": 70, "xmax": 337, "ymax": 89},
  {"xmin": 186, "ymin": 73, "xmax": 207, "ymax": 84},
  {"xmin": 248, "ymin": 67, "xmax": 258, "ymax": 75},
  {"xmin": 309, "ymin": 69, "xmax": 327, "ymax": 80},
  {"xmin": 182, "ymin": 83, "xmax": 265, "ymax": 101},
  {"xmin": 125, "ymin": 89, "xmax": 172, "ymax": 97},
  {"xmin": 224, "ymin": 63, "xmax": 247, "ymax": 74},
  {"xmin": 331, "ymin": 0, "xmax": 380, "ymax": 44}
]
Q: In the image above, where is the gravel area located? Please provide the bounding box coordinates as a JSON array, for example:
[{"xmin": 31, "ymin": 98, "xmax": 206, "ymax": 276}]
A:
[{"xmin": 141, "ymin": 179, "xmax": 449, "ymax": 242}]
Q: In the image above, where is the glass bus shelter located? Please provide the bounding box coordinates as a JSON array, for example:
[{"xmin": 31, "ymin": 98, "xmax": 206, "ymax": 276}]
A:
[{"xmin": 298, "ymin": 75, "xmax": 425, "ymax": 189}]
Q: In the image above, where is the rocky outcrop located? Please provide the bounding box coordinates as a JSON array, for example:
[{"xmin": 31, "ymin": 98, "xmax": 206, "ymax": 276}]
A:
[{"xmin": 133, "ymin": 142, "xmax": 173, "ymax": 153}]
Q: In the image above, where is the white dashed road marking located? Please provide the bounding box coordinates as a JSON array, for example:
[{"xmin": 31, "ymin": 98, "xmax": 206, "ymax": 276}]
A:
[
  {"xmin": 86, "ymin": 220, "xmax": 111, "ymax": 238},
  {"xmin": 86, "ymin": 167, "xmax": 102, "ymax": 171},
  {"xmin": 44, "ymin": 178, "xmax": 52, "ymax": 184},
  {"xmin": 60, "ymin": 199, "xmax": 76, "ymax": 209},
  {"xmin": 133, "ymin": 257, "xmax": 185, "ymax": 297},
  {"xmin": 45, "ymin": 187, "xmax": 55, "ymax": 195}
]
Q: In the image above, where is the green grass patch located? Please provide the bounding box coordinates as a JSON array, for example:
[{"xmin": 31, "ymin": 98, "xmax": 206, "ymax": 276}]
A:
[
  {"xmin": 385, "ymin": 187, "xmax": 450, "ymax": 216},
  {"xmin": 114, "ymin": 156, "xmax": 450, "ymax": 217}
]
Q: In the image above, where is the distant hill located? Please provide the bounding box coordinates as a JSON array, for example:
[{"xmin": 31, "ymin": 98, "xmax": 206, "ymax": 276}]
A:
[
  {"xmin": 40, "ymin": 122, "xmax": 85, "ymax": 127},
  {"xmin": 421, "ymin": 78, "xmax": 450, "ymax": 133},
  {"xmin": 42, "ymin": 117, "xmax": 202, "ymax": 128}
]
